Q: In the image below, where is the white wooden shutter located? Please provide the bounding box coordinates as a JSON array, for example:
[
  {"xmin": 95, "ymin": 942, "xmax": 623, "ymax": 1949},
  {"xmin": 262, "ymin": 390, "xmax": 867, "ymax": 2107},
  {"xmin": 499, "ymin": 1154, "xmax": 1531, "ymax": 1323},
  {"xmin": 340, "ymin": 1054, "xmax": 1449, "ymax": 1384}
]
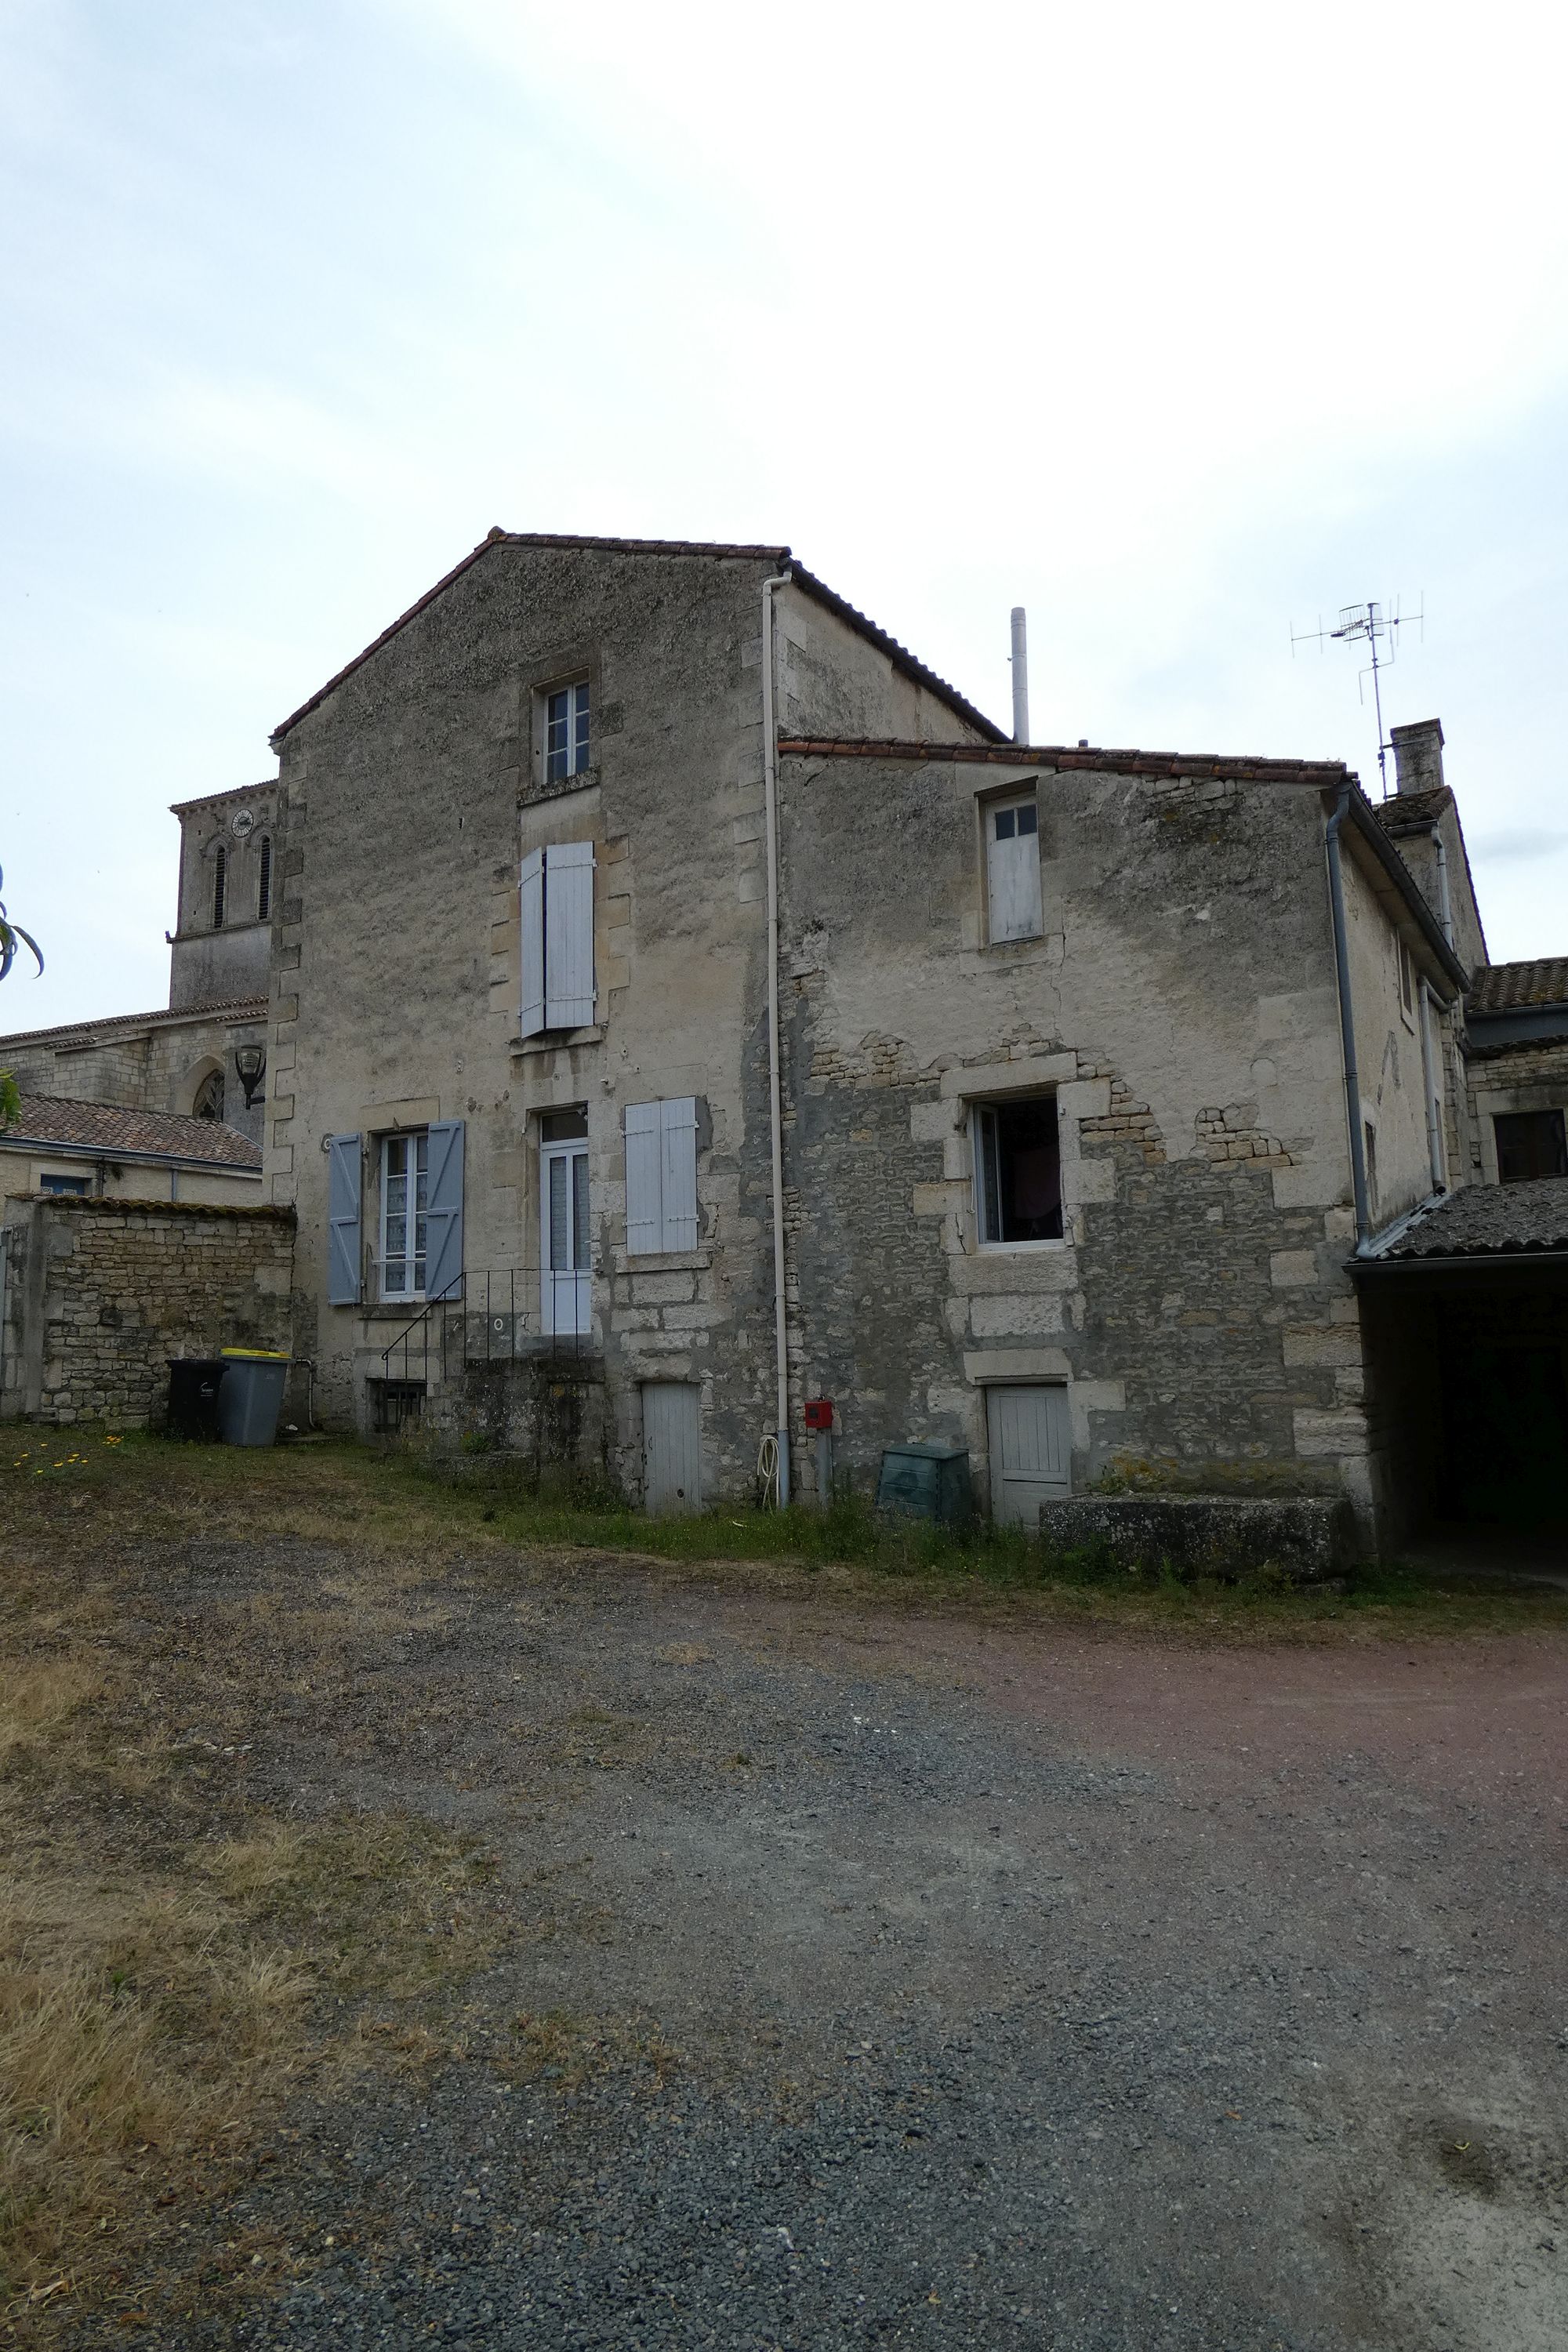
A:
[
  {"xmin": 519, "ymin": 849, "xmax": 545, "ymax": 1038},
  {"xmin": 658, "ymin": 1097, "xmax": 699, "ymax": 1250},
  {"xmin": 625, "ymin": 1101, "xmax": 662, "ymax": 1257},
  {"xmin": 544, "ymin": 840, "xmax": 595, "ymax": 1029},
  {"xmin": 424, "ymin": 1120, "xmax": 465, "ymax": 1301},
  {"xmin": 325, "ymin": 1133, "xmax": 362, "ymax": 1305}
]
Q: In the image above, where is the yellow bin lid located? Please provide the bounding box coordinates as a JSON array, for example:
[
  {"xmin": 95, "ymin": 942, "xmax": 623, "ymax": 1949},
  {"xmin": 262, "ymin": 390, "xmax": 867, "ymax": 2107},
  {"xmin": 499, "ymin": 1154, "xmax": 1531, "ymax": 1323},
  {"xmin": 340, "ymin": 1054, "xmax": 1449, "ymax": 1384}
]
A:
[{"xmin": 220, "ymin": 1348, "xmax": 290, "ymax": 1360}]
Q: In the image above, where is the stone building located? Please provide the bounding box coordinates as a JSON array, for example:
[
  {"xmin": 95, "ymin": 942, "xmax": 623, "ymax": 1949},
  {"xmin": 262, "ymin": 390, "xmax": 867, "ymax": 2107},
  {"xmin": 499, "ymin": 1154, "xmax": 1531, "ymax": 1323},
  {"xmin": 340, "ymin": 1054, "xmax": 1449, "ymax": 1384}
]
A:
[
  {"xmin": 252, "ymin": 528, "xmax": 1563, "ymax": 1548},
  {"xmin": 6, "ymin": 528, "xmax": 1564, "ymax": 1543}
]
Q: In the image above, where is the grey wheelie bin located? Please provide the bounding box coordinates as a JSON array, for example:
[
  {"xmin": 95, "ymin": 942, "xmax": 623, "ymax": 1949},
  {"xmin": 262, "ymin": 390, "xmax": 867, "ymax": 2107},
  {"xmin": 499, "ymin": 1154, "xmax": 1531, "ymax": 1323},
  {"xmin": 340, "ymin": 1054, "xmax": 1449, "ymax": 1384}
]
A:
[{"xmin": 216, "ymin": 1348, "xmax": 291, "ymax": 1446}]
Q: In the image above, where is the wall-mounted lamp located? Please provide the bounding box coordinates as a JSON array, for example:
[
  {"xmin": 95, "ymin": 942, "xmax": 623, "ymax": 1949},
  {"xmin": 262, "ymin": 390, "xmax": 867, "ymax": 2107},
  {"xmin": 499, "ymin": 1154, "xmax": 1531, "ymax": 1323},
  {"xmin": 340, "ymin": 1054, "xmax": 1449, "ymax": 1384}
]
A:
[{"xmin": 232, "ymin": 1043, "xmax": 267, "ymax": 1109}]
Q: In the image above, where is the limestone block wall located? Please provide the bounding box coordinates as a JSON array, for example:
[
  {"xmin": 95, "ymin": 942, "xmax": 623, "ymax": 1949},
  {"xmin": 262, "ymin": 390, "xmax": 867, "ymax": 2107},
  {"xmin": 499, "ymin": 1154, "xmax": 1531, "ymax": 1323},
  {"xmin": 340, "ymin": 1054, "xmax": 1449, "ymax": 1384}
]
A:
[
  {"xmin": 0, "ymin": 1004, "xmax": 270, "ymax": 1144},
  {"xmin": 1464, "ymin": 1036, "xmax": 1568, "ymax": 1185},
  {"xmin": 0, "ymin": 1195, "xmax": 295, "ymax": 1428}
]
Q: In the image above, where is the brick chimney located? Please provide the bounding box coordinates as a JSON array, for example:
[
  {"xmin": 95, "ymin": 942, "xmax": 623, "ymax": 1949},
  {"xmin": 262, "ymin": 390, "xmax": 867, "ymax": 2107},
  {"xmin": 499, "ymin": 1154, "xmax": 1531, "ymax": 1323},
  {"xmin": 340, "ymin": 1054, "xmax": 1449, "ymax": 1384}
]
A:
[{"xmin": 1390, "ymin": 717, "xmax": 1446, "ymax": 798}]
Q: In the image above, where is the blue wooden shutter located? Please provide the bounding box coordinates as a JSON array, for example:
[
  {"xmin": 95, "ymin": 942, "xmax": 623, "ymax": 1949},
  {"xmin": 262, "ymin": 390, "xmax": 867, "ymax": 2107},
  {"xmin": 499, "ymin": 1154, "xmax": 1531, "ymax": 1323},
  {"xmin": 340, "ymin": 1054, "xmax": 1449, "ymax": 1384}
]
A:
[
  {"xmin": 326, "ymin": 1133, "xmax": 362, "ymax": 1305},
  {"xmin": 424, "ymin": 1120, "xmax": 465, "ymax": 1301},
  {"xmin": 625, "ymin": 1102, "xmax": 662, "ymax": 1256},
  {"xmin": 519, "ymin": 849, "xmax": 545, "ymax": 1038},
  {"xmin": 659, "ymin": 1097, "xmax": 699, "ymax": 1250},
  {"xmin": 544, "ymin": 841, "xmax": 595, "ymax": 1029}
]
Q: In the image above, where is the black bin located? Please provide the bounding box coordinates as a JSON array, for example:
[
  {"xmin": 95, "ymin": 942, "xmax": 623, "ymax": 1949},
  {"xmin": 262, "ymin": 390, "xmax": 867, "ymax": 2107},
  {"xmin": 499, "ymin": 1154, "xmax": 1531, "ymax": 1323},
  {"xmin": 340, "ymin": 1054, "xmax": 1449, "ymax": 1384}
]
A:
[{"xmin": 166, "ymin": 1357, "xmax": 228, "ymax": 1442}]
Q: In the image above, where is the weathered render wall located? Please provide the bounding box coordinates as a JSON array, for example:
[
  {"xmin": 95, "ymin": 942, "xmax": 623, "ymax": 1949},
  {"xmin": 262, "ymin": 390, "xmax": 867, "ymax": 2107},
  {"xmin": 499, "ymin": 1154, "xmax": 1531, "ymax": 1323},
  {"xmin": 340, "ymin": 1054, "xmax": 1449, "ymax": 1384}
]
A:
[
  {"xmin": 0, "ymin": 1195, "xmax": 294, "ymax": 1427},
  {"xmin": 0, "ymin": 1150, "xmax": 261, "ymax": 1207},
  {"xmin": 1339, "ymin": 840, "xmax": 1450, "ymax": 1227},
  {"xmin": 775, "ymin": 751, "xmax": 1451, "ymax": 1530},
  {"xmin": 267, "ymin": 542, "xmax": 985, "ymax": 1486}
]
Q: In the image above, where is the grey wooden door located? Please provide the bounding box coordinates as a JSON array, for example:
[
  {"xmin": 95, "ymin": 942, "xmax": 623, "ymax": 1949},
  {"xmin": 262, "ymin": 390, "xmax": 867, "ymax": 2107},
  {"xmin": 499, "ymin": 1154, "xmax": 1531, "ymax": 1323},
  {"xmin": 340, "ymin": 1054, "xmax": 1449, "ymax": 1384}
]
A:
[
  {"xmin": 986, "ymin": 1384, "xmax": 1070, "ymax": 1526},
  {"xmin": 643, "ymin": 1381, "xmax": 702, "ymax": 1513}
]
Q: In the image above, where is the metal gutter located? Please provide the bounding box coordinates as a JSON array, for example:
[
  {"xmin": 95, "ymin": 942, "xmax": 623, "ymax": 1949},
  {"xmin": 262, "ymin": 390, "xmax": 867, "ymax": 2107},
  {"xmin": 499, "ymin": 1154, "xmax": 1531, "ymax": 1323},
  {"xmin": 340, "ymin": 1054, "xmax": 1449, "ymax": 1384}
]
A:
[{"xmin": 761, "ymin": 570, "xmax": 794, "ymax": 1506}]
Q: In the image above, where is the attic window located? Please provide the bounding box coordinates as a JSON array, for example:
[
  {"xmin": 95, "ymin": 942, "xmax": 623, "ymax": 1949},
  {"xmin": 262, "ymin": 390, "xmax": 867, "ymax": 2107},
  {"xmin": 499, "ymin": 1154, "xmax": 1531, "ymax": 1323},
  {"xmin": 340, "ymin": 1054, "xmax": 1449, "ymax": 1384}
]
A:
[
  {"xmin": 985, "ymin": 794, "xmax": 1042, "ymax": 942},
  {"xmin": 546, "ymin": 681, "xmax": 591, "ymax": 782}
]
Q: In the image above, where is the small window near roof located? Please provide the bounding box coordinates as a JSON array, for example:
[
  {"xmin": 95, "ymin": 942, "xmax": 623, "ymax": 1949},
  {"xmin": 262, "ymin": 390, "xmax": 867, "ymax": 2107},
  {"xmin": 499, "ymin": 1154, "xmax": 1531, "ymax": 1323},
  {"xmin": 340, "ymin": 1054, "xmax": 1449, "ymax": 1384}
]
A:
[
  {"xmin": 985, "ymin": 793, "xmax": 1042, "ymax": 942},
  {"xmin": 974, "ymin": 1096, "xmax": 1062, "ymax": 1243},
  {"xmin": 1495, "ymin": 1108, "xmax": 1567, "ymax": 1185},
  {"xmin": 546, "ymin": 681, "xmax": 591, "ymax": 782},
  {"xmin": 39, "ymin": 1174, "xmax": 90, "ymax": 1196}
]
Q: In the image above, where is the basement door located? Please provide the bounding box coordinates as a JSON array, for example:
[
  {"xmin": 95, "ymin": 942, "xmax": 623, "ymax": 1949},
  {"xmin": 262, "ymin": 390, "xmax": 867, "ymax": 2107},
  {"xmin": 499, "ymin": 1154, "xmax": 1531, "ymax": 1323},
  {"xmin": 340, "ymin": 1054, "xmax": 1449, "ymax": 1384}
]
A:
[
  {"xmin": 643, "ymin": 1382, "xmax": 702, "ymax": 1514},
  {"xmin": 986, "ymin": 1383, "xmax": 1071, "ymax": 1526}
]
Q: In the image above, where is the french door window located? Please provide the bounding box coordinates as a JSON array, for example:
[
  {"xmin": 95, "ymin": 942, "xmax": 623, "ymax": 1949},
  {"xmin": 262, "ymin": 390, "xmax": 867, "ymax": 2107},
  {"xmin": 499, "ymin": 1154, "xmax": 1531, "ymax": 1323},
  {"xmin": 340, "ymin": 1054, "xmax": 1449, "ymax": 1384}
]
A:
[
  {"xmin": 541, "ymin": 1116, "xmax": 590, "ymax": 1334},
  {"xmin": 380, "ymin": 1131, "xmax": 429, "ymax": 1297}
]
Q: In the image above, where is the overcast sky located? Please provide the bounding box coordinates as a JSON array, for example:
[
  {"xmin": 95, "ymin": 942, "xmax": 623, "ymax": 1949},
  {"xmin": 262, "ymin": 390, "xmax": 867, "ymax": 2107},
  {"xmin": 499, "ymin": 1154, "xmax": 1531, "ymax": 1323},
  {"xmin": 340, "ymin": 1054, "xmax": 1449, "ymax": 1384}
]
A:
[{"xmin": 4, "ymin": 0, "xmax": 1566, "ymax": 1030}]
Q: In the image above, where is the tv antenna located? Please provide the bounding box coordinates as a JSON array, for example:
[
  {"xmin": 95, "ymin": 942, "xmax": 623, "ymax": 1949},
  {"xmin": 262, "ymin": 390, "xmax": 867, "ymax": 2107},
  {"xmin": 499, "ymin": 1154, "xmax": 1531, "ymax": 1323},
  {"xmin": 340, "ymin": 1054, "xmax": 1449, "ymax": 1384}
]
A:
[{"xmin": 1290, "ymin": 597, "xmax": 1423, "ymax": 796}]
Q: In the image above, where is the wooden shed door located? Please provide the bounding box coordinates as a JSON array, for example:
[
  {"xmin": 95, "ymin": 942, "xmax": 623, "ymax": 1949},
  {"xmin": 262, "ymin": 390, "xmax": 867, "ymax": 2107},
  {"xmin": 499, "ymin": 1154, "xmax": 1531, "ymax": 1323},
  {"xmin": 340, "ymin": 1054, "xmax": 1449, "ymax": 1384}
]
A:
[
  {"xmin": 986, "ymin": 1384, "xmax": 1070, "ymax": 1526},
  {"xmin": 643, "ymin": 1382, "xmax": 702, "ymax": 1514}
]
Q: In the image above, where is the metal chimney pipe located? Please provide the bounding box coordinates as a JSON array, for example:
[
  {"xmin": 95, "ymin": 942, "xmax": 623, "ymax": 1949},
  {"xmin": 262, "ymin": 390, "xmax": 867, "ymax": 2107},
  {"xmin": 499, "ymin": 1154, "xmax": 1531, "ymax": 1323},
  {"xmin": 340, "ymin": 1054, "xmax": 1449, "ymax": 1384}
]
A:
[{"xmin": 1010, "ymin": 607, "xmax": 1029, "ymax": 745}]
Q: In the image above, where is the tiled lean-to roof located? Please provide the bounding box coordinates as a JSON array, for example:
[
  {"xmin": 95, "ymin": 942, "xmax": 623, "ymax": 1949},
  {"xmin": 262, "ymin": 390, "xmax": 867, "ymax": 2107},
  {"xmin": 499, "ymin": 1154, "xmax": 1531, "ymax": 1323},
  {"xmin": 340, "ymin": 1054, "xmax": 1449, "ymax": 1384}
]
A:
[
  {"xmin": 1468, "ymin": 958, "xmax": 1568, "ymax": 1015},
  {"xmin": 1363, "ymin": 1178, "xmax": 1568, "ymax": 1265},
  {"xmin": 270, "ymin": 531, "xmax": 1007, "ymax": 748},
  {"xmin": 0, "ymin": 996, "xmax": 268, "ymax": 1053},
  {"xmin": 1, "ymin": 1096, "xmax": 261, "ymax": 1171}
]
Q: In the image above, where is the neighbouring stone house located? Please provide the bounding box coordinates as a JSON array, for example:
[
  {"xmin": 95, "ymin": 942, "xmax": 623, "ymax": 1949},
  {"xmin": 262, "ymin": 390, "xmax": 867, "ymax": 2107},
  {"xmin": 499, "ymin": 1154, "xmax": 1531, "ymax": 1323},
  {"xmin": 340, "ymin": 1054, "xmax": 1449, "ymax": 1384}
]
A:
[{"xmin": 5, "ymin": 531, "xmax": 1564, "ymax": 1544}]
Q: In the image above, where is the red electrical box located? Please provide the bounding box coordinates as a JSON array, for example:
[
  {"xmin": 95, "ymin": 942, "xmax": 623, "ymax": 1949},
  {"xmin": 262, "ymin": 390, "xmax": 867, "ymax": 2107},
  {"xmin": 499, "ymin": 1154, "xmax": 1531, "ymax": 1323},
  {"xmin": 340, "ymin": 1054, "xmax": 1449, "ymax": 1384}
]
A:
[{"xmin": 804, "ymin": 1398, "xmax": 834, "ymax": 1432}]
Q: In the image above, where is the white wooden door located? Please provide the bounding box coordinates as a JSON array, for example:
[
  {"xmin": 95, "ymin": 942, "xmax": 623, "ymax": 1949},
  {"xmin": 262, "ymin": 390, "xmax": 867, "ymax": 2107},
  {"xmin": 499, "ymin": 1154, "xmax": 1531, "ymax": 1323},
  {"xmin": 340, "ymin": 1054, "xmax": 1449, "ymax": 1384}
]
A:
[
  {"xmin": 541, "ymin": 1141, "xmax": 590, "ymax": 1335},
  {"xmin": 986, "ymin": 1384, "xmax": 1070, "ymax": 1525},
  {"xmin": 643, "ymin": 1382, "xmax": 702, "ymax": 1513}
]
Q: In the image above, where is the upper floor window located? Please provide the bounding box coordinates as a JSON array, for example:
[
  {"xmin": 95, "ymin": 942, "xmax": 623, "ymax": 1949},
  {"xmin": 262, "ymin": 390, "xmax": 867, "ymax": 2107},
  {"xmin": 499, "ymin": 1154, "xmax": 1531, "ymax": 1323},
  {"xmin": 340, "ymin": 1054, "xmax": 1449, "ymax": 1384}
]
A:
[
  {"xmin": 546, "ymin": 681, "xmax": 591, "ymax": 783},
  {"xmin": 985, "ymin": 793, "xmax": 1041, "ymax": 942},
  {"xmin": 212, "ymin": 846, "xmax": 227, "ymax": 930},
  {"xmin": 256, "ymin": 834, "xmax": 272, "ymax": 922},
  {"xmin": 1495, "ymin": 1109, "xmax": 1567, "ymax": 1185},
  {"xmin": 380, "ymin": 1131, "xmax": 429, "ymax": 1297},
  {"xmin": 974, "ymin": 1095, "xmax": 1062, "ymax": 1243}
]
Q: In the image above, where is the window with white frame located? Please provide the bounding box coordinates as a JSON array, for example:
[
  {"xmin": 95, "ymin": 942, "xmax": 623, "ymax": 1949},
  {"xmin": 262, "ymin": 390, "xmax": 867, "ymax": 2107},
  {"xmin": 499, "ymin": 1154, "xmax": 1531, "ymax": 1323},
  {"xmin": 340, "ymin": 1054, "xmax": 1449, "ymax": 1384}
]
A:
[
  {"xmin": 973, "ymin": 1095, "xmax": 1062, "ymax": 1243},
  {"xmin": 625, "ymin": 1098, "xmax": 699, "ymax": 1255},
  {"xmin": 546, "ymin": 680, "xmax": 591, "ymax": 782},
  {"xmin": 520, "ymin": 840, "xmax": 596, "ymax": 1037},
  {"xmin": 379, "ymin": 1131, "xmax": 429, "ymax": 1297},
  {"xmin": 985, "ymin": 793, "xmax": 1042, "ymax": 942},
  {"xmin": 540, "ymin": 1109, "xmax": 591, "ymax": 1335}
]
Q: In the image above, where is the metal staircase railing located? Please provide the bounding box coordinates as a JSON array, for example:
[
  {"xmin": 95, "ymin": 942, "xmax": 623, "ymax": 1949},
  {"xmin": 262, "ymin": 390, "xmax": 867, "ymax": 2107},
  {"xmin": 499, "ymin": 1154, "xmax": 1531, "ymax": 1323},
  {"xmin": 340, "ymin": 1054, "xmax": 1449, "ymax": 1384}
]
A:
[{"xmin": 379, "ymin": 1269, "xmax": 596, "ymax": 1387}]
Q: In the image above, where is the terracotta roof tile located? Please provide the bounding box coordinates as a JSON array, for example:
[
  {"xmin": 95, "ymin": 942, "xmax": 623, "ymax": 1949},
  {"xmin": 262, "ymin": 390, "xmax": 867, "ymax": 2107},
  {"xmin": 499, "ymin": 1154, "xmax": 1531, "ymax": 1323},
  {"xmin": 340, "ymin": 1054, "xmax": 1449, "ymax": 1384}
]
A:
[
  {"xmin": 1468, "ymin": 958, "xmax": 1568, "ymax": 1014},
  {"xmin": 2, "ymin": 1096, "xmax": 262, "ymax": 1170}
]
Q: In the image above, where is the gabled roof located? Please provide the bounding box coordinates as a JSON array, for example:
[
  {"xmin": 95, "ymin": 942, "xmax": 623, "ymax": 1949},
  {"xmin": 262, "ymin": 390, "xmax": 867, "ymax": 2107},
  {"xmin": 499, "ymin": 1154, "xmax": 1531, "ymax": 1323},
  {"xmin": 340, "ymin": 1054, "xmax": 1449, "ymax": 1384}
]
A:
[
  {"xmin": 0, "ymin": 997, "xmax": 268, "ymax": 1054},
  {"xmin": 270, "ymin": 531, "xmax": 1006, "ymax": 747},
  {"xmin": 0, "ymin": 1095, "xmax": 262, "ymax": 1171},
  {"xmin": 1468, "ymin": 957, "xmax": 1568, "ymax": 1015},
  {"xmin": 1360, "ymin": 1176, "xmax": 1568, "ymax": 1265},
  {"xmin": 169, "ymin": 782, "xmax": 278, "ymax": 817}
]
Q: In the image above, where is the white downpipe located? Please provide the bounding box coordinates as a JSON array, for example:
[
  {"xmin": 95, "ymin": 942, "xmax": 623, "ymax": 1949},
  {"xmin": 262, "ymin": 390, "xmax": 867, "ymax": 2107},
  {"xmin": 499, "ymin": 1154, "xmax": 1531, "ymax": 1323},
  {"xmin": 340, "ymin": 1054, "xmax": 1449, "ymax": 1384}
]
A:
[
  {"xmin": 1010, "ymin": 607, "xmax": 1029, "ymax": 745},
  {"xmin": 761, "ymin": 571, "xmax": 793, "ymax": 1506}
]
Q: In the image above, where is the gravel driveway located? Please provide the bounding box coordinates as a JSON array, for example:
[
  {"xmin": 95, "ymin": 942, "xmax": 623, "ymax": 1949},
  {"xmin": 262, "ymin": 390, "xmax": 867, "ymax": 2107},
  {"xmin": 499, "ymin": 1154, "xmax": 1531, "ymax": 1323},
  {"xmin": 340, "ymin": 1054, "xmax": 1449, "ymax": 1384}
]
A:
[{"xmin": 83, "ymin": 1544, "xmax": 1568, "ymax": 2351}]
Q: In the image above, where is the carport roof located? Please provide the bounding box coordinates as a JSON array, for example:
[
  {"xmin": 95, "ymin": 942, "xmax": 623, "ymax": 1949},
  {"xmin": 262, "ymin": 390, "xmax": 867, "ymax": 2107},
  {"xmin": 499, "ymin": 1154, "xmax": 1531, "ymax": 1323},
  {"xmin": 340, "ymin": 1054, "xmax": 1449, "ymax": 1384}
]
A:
[{"xmin": 1360, "ymin": 1177, "xmax": 1568, "ymax": 1267}]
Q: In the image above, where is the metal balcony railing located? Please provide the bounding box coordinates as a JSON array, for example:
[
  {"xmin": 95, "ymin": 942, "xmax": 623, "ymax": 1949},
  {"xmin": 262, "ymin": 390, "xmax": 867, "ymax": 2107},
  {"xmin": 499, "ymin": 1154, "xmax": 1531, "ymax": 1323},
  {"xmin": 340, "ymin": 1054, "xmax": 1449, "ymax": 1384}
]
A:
[{"xmin": 379, "ymin": 1269, "xmax": 597, "ymax": 1387}]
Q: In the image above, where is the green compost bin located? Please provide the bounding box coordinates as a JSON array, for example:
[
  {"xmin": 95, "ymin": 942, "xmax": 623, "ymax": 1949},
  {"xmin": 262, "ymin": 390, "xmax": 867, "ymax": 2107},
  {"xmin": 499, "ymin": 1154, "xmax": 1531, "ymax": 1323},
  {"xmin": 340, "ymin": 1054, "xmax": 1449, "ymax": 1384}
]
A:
[
  {"xmin": 216, "ymin": 1348, "xmax": 290, "ymax": 1447},
  {"xmin": 876, "ymin": 1441, "xmax": 973, "ymax": 1528}
]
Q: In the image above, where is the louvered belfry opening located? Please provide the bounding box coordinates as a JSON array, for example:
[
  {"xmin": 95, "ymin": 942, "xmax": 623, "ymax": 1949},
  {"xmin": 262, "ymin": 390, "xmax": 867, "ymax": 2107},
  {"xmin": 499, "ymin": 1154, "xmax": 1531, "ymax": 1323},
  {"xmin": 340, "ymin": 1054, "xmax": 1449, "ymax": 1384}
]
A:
[
  {"xmin": 212, "ymin": 845, "xmax": 227, "ymax": 929},
  {"xmin": 256, "ymin": 833, "xmax": 271, "ymax": 920}
]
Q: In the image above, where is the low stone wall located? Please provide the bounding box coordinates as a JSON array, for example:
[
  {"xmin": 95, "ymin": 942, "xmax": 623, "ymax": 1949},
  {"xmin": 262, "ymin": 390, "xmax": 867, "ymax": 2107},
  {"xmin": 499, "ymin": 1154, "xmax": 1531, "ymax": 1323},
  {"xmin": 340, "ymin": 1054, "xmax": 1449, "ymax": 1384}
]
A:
[
  {"xmin": 1, "ymin": 1192, "xmax": 296, "ymax": 1428},
  {"xmin": 1036, "ymin": 1494, "xmax": 1359, "ymax": 1581}
]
